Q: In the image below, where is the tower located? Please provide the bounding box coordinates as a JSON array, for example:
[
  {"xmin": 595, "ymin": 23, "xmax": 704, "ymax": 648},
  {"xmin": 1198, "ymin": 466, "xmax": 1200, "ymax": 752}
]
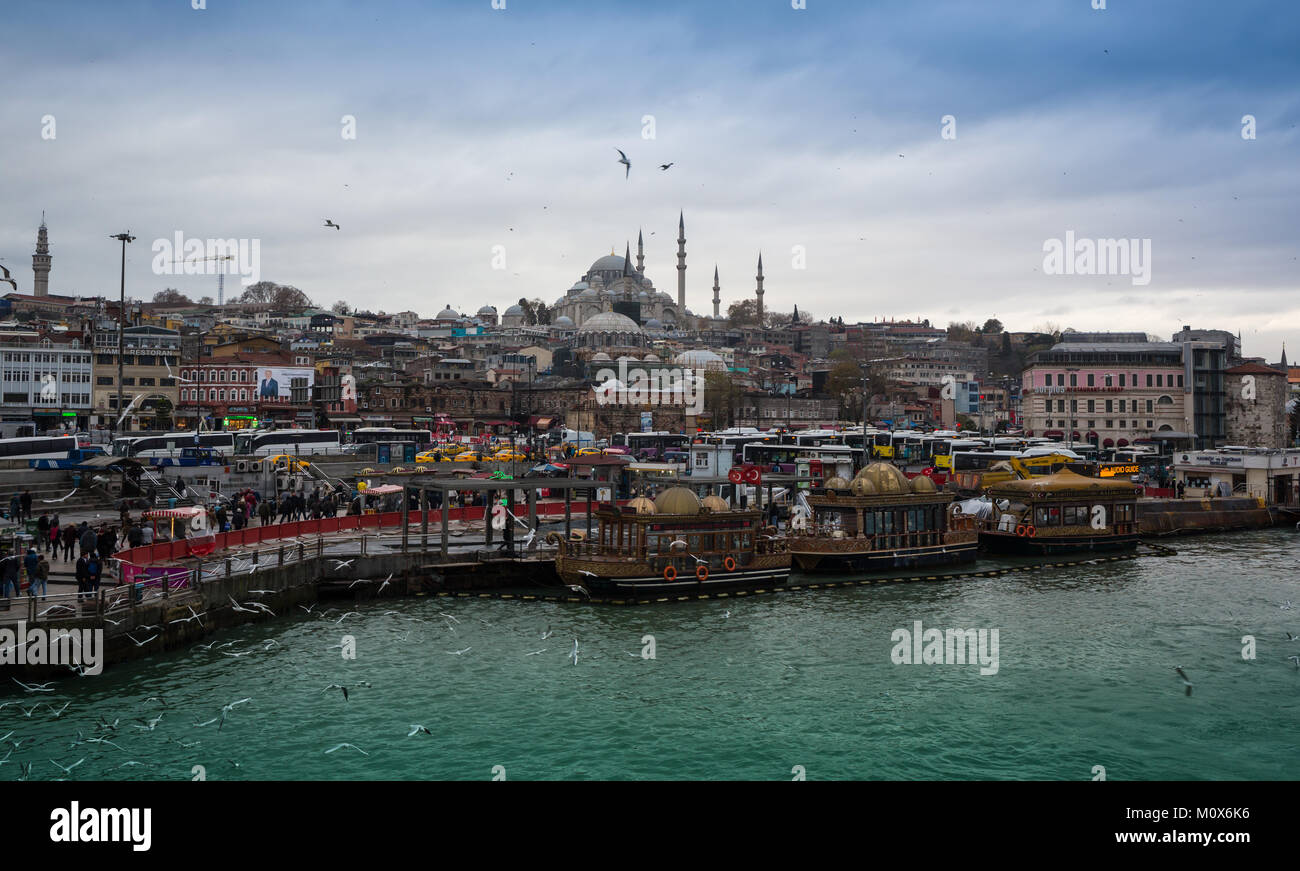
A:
[
  {"xmin": 755, "ymin": 253, "xmax": 765, "ymax": 326},
  {"xmin": 676, "ymin": 211, "xmax": 686, "ymax": 311},
  {"xmin": 636, "ymin": 229, "xmax": 645, "ymax": 274},
  {"xmin": 32, "ymin": 214, "xmax": 51, "ymax": 297},
  {"xmin": 623, "ymin": 241, "xmax": 632, "ymax": 277},
  {"xmin": 712, "ymin": 266, "xmax": 721, "ymax": 319}
]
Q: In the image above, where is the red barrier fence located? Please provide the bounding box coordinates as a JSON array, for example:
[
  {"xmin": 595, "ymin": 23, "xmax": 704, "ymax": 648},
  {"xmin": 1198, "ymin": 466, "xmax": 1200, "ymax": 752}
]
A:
[{"xmin": 115, "ymin": 501, "xmax": 617, "ymax": 568}]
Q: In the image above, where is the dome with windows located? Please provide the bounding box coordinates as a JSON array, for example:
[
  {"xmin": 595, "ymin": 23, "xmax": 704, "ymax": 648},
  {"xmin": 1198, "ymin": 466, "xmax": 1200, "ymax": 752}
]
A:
[
  {"xmin": 578, "ymin": 311, "xmax": 641, "ymax": 334},
  {"xmin": 476, "ymin": 305, "xmax": 497, "ymax": 316},
  {"xmin": 552, "ymin": 315, "xmax": 575, "ymax": 329},
  {"xmin": 855, "ymin": 462, "xmax": 909, "ymax": 495}
]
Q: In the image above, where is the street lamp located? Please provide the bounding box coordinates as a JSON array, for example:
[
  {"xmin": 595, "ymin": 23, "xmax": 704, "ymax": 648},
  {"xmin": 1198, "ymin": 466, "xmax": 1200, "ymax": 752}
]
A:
[{"xmin": 110, "ymin": 232, "xmax": 136, "ymax": 438}]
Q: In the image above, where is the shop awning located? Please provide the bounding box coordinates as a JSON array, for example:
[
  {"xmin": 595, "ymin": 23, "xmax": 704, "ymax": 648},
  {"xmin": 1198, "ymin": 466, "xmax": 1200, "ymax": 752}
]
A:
[
  {"xmin": 143, "ymin": 507, "xmax": 204, "ymax": 519},
  {"xmin": 361, "ymin": 484, "xmax": 403, "ymax": 495}
]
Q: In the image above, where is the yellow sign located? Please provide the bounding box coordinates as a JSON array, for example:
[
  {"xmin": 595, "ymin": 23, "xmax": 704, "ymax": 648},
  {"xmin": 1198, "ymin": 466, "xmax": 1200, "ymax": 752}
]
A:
[{"xmin": 1100, "ymin": 463, "xmax": 1140, "ymax": 477}]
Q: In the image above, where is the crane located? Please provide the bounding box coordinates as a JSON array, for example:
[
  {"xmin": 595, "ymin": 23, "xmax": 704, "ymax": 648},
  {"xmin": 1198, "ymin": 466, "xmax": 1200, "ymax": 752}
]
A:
[{"xmin": 169, "ymin": 254, "xmax": 235, "ymax": 305}]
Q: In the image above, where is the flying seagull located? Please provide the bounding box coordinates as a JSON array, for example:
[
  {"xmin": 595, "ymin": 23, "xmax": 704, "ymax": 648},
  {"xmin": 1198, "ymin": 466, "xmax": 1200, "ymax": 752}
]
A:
[
  {"xmin": 659, "ymin": 162, "xmax": 674, "ymax": 171},
  {"xmin": 1173, "ymin": 666, "xmax": 1193, "ymax": 697},
  {"xmin": 616, "ymin": 149, "xmax": 631, "ymax": 178},
  {"xmin": 569, "ymin": 638, "xmax": 579, "ymax": 666},
  {"xmin": 447, "ymin": 647, "xmax": 472, "ymax": 656},
  {"xmin": 1288, "ymin": 655, "xmax": 1300, "ymax": 668},
  {"xmin": 407, "ymin": 725, "xmax": 432, "ymax": 737},
  {"xmin": 541, "ymin": 626, "xmax": 554, "ymax": 640},
  {"xmin": 324, "ymin": 219, "xmax": 340, "ymax": 230},
  {"xmin": 41, "ymin": 488, "xmax": 78, "ymax": 504},
  {"xmin": 331, "ymin": 558, "xmax": 355, "ymax": 570},
  {"xmin": 322, "ymin": 684, "xmax": 353, "ymax": 701},
  {"xmin": 325, "ymin": 743, "xmax": 368, "ymax": 755},
  {"xmin": 12, "ymin": 679, "xmax": 55, "ymax": 693}
]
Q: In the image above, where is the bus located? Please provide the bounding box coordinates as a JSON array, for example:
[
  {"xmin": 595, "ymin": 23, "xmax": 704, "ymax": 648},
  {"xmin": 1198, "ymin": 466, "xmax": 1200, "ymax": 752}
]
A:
[
  {"xmin": 931, "ymin": 438, "xmax": 989, "ymax": 471},
  {"xmin": 740, "ymin": 443, "xmax": 865, "ymax": 475},
  {"xmin": 234, "ymin": 429, "xmax": 341, "ymax": 456},
  {"xmin": 0, "ymin": 434, "xmax": 79, "ymax": 461},
  {"xmin": 619, "ymin": 432, "xmax": 691, "ymax": 461},
  {"xmin": 350, "ymin": 427, "xmax": 434, "ymax": 449},
  {"xmin": 112, "ymin": 432, "xmax": 236, "ymax": 459},
  {"xmin": 951, "ymin": 450, "xmax": 1023, "ymax": 474}
]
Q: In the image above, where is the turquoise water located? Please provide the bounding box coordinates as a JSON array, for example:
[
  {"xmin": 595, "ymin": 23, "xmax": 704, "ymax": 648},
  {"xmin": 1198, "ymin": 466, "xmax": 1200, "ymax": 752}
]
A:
[{"xmin": 4, "ymin": 530, "xmax": 1299, "ymax": 780}]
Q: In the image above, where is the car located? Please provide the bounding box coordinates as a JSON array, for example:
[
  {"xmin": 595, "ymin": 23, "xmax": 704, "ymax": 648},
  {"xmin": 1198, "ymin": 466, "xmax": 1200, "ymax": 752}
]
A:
[
  {"xmin": 576, "ymin": 447, "xmax": 602, "ymax": 457},
  {"xmin": 492, "ymin": 451, "xmax": 527, "ymax": 462},
  {"xmin": 415, "ymin": 450, "xmax": 444, "ymax": 463}
]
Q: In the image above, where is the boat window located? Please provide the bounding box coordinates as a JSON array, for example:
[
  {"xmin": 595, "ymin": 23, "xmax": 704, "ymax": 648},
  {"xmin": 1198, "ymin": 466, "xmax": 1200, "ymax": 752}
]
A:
[{"xmin": 863, "ymin": 511, "xmax": 876, "ymax": 534}]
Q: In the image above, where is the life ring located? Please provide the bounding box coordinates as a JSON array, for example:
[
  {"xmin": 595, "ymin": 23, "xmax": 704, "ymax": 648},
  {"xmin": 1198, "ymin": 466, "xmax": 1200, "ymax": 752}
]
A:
[
  {"xmin": 663, "ymin": 565, "xmax": 677, "ymax": 582},
  {"xmin": 723, "ymin": 555, "xmax": 737, "ymax": 572},
  {"xmin": 696, "ymin": 564, "xmax": 709, "ymax": 581},
  {"xmin": 1015, "ymin": 524, "xmax": 1027, "ymax": 537},
  {"xmin": 1026, "ymin": 525, "xmax": 1037, "ymax": 538}
]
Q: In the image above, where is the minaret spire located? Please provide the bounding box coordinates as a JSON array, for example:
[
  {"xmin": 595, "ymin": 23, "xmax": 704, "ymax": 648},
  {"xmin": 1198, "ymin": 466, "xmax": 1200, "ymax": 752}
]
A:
[
  {"xmin": 33, "ymin": 214, "xmax": 51, "ymax": 298},
  {"xmin": 755, "ymin": 252, "xmax": 765, "ymax": 327},
  {"xmin": 676, "ymin": 211, "xmax": 686, "ymax": 311},
  {"xmin": 636, "ymin": 229, "xmax": 645, "ymax": 274},
  {"xmin": 623, "ymin": 241, "xmax": 632, "ymax": 277},
  {"xmin": 712, "ymin": 265, "xmax": 721, "ymax": 319}
]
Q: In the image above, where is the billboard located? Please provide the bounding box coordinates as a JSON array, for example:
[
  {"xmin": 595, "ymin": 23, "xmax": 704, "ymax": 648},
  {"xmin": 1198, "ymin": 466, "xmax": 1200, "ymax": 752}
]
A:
[{"xmin": 253, "ymin": 366, "xmax": 314, "ymax": 400}]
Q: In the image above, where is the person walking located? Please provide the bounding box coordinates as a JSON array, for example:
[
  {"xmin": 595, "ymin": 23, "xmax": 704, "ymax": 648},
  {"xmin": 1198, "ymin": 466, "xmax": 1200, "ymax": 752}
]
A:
[
  {"xmin": 1176, "ymin": 479, "xmax": 1186, "ymax": 499},
  {"xmin": 23, "ymin": 547, "xmax": 39, "ymax": 593},
  {"xmin": 8, "ymin": 494, "xmax": 19, "ymax": 522},
  {"xmin": 97, "ymin": 525, "xmax": 117, "ymax": 561},
  {"xmin": 30, "ymin": 554, "xmax": 49, "ymax": 600},
  {"xmin": 48, "ymin": 512, "xmax": 61, "ymax": 553},
  {"xmin": 36, "ymin": 513, "xmax": 50, "ymax": 552},
  {"xmin": 74, "ymin": 551, "xmax": 91, "ymax": 601},
  {"xmin": 79, "ymin": 522, "xmax": 97, "ymax": 558},
  {"xmin": 20, "ymin": 489, "xmax": 32, "ymax": 522},
  {"xmin": 61, "ymin": 523, "xmax": 77, "ymax": 561},
  {"xmin": 258, "ymin": 498, "xmax": 272, "ymax": 526},
  {"xmin": 86, "ymin": 550, "xmax": 102, "ymax": 599},
  {"xmin": 0, "ymin": 553, "xmax": 20, "ymax": 597}
]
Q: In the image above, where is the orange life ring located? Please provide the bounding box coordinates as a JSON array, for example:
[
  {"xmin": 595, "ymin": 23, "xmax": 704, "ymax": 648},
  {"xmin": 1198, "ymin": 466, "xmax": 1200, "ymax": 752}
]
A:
[
  {"xmin": 696, "ymin": 564, "xmax": 709, "ymax": 581},
  {"xmin": 723, "ymin": 555, "xmax": 737, "ymax": 572},
  {"xmin": 1015, "ymin": 524, "xmax": 1027, "ymax": 537},
  {"xmin": 1026, "ymin": 525, "xmax": 1037, "ymax": 537},
  {"xmin": 663, "ymin": 565, "xmax": 677, "ymax": 582}
]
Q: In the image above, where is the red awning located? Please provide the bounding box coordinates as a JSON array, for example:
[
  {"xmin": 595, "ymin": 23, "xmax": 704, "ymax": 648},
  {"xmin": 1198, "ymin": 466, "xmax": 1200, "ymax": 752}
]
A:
[
  {"xmin": 1116, "ymin": 439, "xmax": 1130, "ymax": 447},
  {"xmin": 1043, "ymin": 430, "xmax": 1064, "ymax": 438},
  {"xmin": 1102, "ymin": 438, "xmax": 1115, "ymax": 447}
]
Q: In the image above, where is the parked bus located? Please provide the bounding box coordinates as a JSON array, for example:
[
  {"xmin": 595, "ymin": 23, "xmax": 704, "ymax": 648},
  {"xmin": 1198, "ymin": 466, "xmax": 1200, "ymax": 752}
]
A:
[
  {"xmin": 931, "ymin": 438, "xmax": 989, "ymax": 471},
  {"xmin": 740, "ymin": 442, "xmax": 865, "ymax": 475},
  {"xmin": 619, "ymin": 431, "xmax": 691, "ymax": 461},
  {"xmin": 112, "ymin": 432, "xmax": 235, "ymax": 459},
  {"xmin": 0, "ymin": 434, "xmax": 79, "ymax": 461},
  {"xmin": 234, "ymin": 429, "xmax": 341, "ymax": 456},
  {"xmin": 350, "ymin": 427, "xmax": 434, "ymax": 449}
]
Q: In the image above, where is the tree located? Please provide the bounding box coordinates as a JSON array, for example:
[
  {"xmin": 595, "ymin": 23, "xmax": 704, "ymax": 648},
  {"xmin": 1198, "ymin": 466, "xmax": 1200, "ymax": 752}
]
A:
[
  {"xmin": 727, "ymin": 300, "xmax": 759, "ymax": 327},
  {"xmin": 332, "ymin": 300, "xmax": 352, "ymax": 315},
  {"xmin": 198, "ymin": 296, "xmax": 214, "ymax": 305},
  {"xmin": 981, "ymin": 318, "xmax": 1004, "ymax": 334},
  {"xmin": 234, "ymin": 281, "xmax": 313, "ymax": 309},
  {"xmin": 947, "ymin": 321, "xmax": 978, "ymax": 343},
  {"xmin": 763, "ymin": 309, "xmax": 814, "ymax": 329},
  {"xmin": 153, "ymin": 288, "xmax": 192, "ymax": 305},
  {"xmin": 703, "ymin": 371, "xmax": 744, "ymax": 429}
]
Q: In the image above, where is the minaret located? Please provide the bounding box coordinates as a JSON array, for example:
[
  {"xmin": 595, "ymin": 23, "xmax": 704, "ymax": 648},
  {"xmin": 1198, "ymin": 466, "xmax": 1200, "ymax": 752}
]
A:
[
  {"xmin": 755, "ymin": 253, "xmax": 765, "ymax": 326},
  {"xmin": 676, "ymin": 211, "xmax": 686, "ymax": 310},
  {"xmin": 712, "ymin": 265, "xmax": 721, "ymax": 318},
  {"xmin": 623, "ymin": 242, "xmax": 633, "ymax": 277},
  {"xmin": 32, "ymin": 214, "xmax": 51, "ymax": 297},
  {"xmin": 636, "ymin": 229, "xmax": 645, "ymax": 274}
]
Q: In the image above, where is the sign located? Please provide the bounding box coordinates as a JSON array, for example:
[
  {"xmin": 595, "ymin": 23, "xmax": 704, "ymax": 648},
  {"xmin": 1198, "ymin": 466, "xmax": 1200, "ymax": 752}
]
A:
[
  {"xmin": 252, "ymin": 366, "xmax": 314, "ymax": 400},
  {"xmin": 1099, "ymin": 463, "xmax": 1140, "ymax": 478},
  {"xmin": 640, "ymin": 411, "xmax": 653, "ymax": 432}
]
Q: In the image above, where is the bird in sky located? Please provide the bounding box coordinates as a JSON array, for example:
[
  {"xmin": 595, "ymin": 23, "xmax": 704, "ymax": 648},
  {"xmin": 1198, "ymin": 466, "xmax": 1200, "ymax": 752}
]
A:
[
  {"xmin": 324, "ymin": 219, "xmax": 340, "ymax": 230},
  {"xmin": 617, "ymin": 149, "xmax": 631, "ymax": 178},
  {"xmin": 1173, "ymin": 666, "xmax": 1193, "ymax": 697},
  {"xmin": 659, "ymin": 163, "xmax": 674, "ymax": 171}
]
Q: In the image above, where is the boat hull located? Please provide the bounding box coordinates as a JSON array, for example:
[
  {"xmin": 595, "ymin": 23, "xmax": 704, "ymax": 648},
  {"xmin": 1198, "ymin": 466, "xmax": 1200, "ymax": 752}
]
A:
[
  {"xmin": 790, "ymin": 539, "xmax": 977, "ymax": 573},
  {"xmin": 979, "ymin": 531, "xmax": 1139, "ymax": 555}
]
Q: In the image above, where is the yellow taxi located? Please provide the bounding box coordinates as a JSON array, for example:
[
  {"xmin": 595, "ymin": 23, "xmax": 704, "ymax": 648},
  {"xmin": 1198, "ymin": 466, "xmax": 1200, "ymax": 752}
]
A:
[
  {"xmin": 576, "ymin": 447, "xmax": 603, "ymax": 457},
  {"xmin": 492, "ymin": 450, "xmax": 527, "ymax": 462}
]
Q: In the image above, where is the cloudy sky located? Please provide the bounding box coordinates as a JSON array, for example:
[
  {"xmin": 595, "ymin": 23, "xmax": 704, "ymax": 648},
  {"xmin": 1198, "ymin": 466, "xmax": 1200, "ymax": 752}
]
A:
[{"xmin": 2, "ymin": 0, "xmax": 1297, "ymax": 358}]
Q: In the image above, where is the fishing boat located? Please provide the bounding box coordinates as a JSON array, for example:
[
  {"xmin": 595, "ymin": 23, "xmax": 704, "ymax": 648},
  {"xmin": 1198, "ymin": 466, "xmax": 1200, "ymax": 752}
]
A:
[
  {"xmin": 552, "ymin": 486, "xmax": 791, "ymax": 597},
  {"xmin": 786, "ymin": 462, "xmax": 978, "ymax": 573},
  {"xmin": 979, "ymin": 469, "xmax": 1140, "ymax": 555}
]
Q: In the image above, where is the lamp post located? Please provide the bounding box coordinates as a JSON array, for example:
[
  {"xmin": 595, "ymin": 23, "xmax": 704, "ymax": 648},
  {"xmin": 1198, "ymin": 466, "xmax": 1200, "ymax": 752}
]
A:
[{"xmin": 110, "ymin": 232, "xmax": 135, "ymax": 438}]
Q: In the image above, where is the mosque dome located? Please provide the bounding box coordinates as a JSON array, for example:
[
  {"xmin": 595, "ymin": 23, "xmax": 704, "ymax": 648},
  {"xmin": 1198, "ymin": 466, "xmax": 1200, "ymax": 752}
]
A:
[
  {"xmin": 910, "ymin": 475, "xmax": 938, "ymax": 494},
  {"xmin": 591, "ymin": 352, "xmax": 612, "ymax": 362},
  {"xmin": 626, "ymin": 496, "xmax": 657, "ymax": 515},
  {"xmin": 673, "ymin": 349, "xmax": 726, "ymax": 372},
  {"xmin": 578, "ymin": 287, "xmax": 601, "ymax": 302},
  {"xmin": 552, "ymin": 315, "xmax": 575, "ymax": 328},
  {"xmin": 701, "ymin": 494, "xmax": 730, "ymax": 513},
  {"xmin": 476, "ymin": 305, "xmax": 497, "ymax": 316},
  {"xmin": 589, "ymin": 254, "xmax": 631, "ymax": 274},
  {"xmin": 577, "ymin": 311, "xmax": 643, "ymax": 335},
  {"xmin": 654, "ymin": 487, "xmax": 701, "ymax": 515},
  {"xmin": 856, "ymin": 462, "xmax": 909, "ymax": 495},
  {"xmin": 642, "ymin": 353, "xmax": 660, "ymax": 363},
  {"xmin": 644, "ymin": 318, "xmax": 664, "ymax": 330},
  {"xmin": 435, "ymin": 306, "xmax": 460, "ymax": 321},
  {"xmin": 849, "ymin": 476, "xmax": 877, "ymax": 497},
  {"xmin": 502, "ymin": 304, "xmax": 525, "ymax": 317}
]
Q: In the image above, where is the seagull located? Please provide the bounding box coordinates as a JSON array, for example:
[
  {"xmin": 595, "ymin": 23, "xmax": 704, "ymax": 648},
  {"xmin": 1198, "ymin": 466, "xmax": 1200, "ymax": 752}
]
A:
[
  {"xmin": 86, "ymin": 736, "xmax": 123, "ymax": 751},
  {"xmin": 1281, "ymin": 601, "xmax": 1294, "ymax": 611},
  {"xmin": 569, "ymin": 638, "xmax": 579, "ymax": 666},
  {"xmin": 46, "ymin": 701, "xmax": 71, "ymax": 717},
  {"xmin": 335, "ymin": 611, "xmax": 362, "ymax": 624},
  {"xmin": 1286, "ymin": 632, "xmax": 1298, "ymax": 642},
  {"xmin": 144, "ymin": 696, "xmax": 167, "ymax": 706},
  {"xmin": 163, "ymin": 359, "xmax": 195, "ymax": 383},
  {"xmin": 377, "ymin": 573, "xmax": 394, "ymax": 593},
  {"xmin": 324, "ymin": 219, "xmax": 340, "ymax": 230},
  {"xmin": 12, "ymin": 678, "xmax": 55, "ymax": 693},
  {"xmin": 407, "ymin": 725, "xmax": 432, "ymax": 737},
  {"xmin": 577, "ymin": 570, "xmax": 598, "ymax": 578},
  {"xmin": 525, "ymin": 649, "xmax": 547, "ymax": 656},
  {"xmin": 659, "ymin": 163, "xmax": 674, "ymax": 171},
  {"xmin": 325, "ymin": 743, "xmax": 368, "ymax": 755},
  {"xmin": 541, "ymin": 626, "xmax": 554, "ymax": 640},
  {"xmin": 97, "ymin": 717, "xmax": 120, "ymax": 732},
  {"xmin": 298, "ymin": 603, "xmax": 318, "ymax": 614},
  {"xmin": 134, "ymin": 714, "xmax": 164, "ymax": 731},
  {"xmin": 228, "ymin": 596, "xmax": 257, "ymax": 614},
  {"xmin": 564, "ymin": 584, "xmax": 590, "ymax": 599},
  {"xmin": 1288, "ymin": 655, "xmax": 1300, "ymax": 668},
  {"xmin": 126, "ymin": 633, "xmax": 159, "ymax": 647},
  {"xmin": 438, "ymin": 612, "xmax": 460, "ymax": 624},
  {"xmin": 348, "ymin": 578, "xmax": 373, "ymax": 589},
  {"xmin": 104, "ymin": 617, "xmax": 125, "ymax": 626},
  {"xmin": 1174, "ymin": 666, "xmax": 1193, "ymax": 697},
  {"xmin": 41, "ymin": 488, "xmax": 78, "ymax": 504},
  {"xmin": 331, "ymin": 558, "xmax": 355, "ymax": 570},
  {"xmin": 50, "ymin": 758, "xmax": 84, "ymax": 776},
  {"xmin": 447, "ymin": 647, "xmax": 472, "ymax": 655},
  {"xmin": 322, "ymin": 684, "xmax": 352, "ymax": 701},
  {"xmin": 19, "ymin": 704, "xmax": 40, "ymax": 718},
  {"xmin": 616, "ymin": 149, "xmax": 631, "ymax": 178}
]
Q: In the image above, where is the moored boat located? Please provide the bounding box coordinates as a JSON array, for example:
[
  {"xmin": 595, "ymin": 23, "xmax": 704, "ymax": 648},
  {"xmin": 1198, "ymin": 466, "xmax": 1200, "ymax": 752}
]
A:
[
  {"xmin": 979, "ymin": 469, "xmax": 1140, "ymax": 555},
  {"xmin": 787, "ymin": 462, "xmax": 979, "ymax": 573},
  {"xmin": 552, "ymin": 487, "xmax": 791, "ymax": 597}
]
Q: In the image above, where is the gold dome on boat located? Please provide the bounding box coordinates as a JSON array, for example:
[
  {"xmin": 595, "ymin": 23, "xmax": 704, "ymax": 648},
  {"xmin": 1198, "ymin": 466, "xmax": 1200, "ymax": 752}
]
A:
[
  {"xmin": 823, "ymin": 476, "xmax": 850, "ymax": 491},
  {"xmin": 654, "ymin": 487, "xmax": 701, "ymax": 515},
  {"xmin": 700, "ymin": 494, "xmax": 730, "ymax": 513},
  {"xmin": 856, "ymin": 462, "xmax": 909, "ymax": 494},
  {"xmin": 626, "ymin": 496, "xmax": 657, "ymax": 515},
  {"xmin": 850, "ymin": 476, "xmax": 877, "ymax": 497},
  {"xmin": 909, "ymin": 475, "xmax": 938, "ymax": 494}
]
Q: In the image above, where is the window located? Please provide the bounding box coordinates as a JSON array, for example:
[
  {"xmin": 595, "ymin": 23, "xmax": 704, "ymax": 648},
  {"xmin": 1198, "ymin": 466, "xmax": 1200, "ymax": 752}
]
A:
[
  {"xmin": 138, "ymin": 377, "xmax": 155, "ymax": 386},
  {"xmin": 1146, "ymin": 374, "xmax": 1153, "ymax": 387},
  {"xmin": 1105, "ymin": 400, "xmax": 1112, "ymax": 413},
  {"xmin": 1119, "ymin": 374, "xmax": 1126, "ymax": 387},
  {"xmin": 1156, "ymin": 374, "xmax": 1163, "ymax": 387},
  {"xmin": 1057, "ymin": 399, "xmax": 1065, "ymax": 412},
  {"xmin": 1146, "ymin": 419, "xmax": 1153, "ymax": 428},
  {"xmin": 1087, "ymin": 400, "xmax": 1095, "ymax": 413},
  {"xmin": 1146, "ymin": 399, "xmax": 1153, "ymax": 413},
  {"xmin": 1177, "ymin": 375, "xmax": 1184, "ymax": 387},
  {"xmin": 1087, "ymin": 374, "xmax": 1095, "ymax": 387},
  {"xmin": 1056, "ymin": 374, "xmax": 1064, "ymax": 386},
  {"xmin": 1105, "ymin": 419, "xmax": 1113, "ymax": 428},
  {"xmin": 1069, "ymin": 374, "xmax": 1077, "ymax": 387},
  {"xmin": 1104, "ymin": 375, "xmax": 1112, "ymax": 387},
  {"xmin": 1071, "ymin": 399, "xmax": 1078, "ymax": 413},
  {"xmin": 96, "ymin": 377, "xmax": 113, "ymax": 385}
]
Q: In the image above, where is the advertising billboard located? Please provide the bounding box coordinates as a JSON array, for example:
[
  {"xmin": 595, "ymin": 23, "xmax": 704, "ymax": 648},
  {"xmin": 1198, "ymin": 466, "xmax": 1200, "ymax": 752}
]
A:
[{"xmin": 253, "ymin": 366, "xmax": 314, "ymax": 400}]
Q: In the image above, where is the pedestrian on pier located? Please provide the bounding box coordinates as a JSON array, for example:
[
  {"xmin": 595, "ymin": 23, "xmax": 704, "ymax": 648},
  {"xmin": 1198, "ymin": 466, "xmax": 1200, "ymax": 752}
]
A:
[
  {"xmin": 258, "ymin": 498, "xmax": 272, "ymax": 525},
  {"xmin": 19, "ymin": 489, "xmax": 32, "ymax": 522},
  {"xmin": 29, "ymin": 554, "xmax": 48, "ymax": 600},
  {"xmin": 23, "ymin": 547, "xmax": 39, "ymax": 590},
  {"xmin": 48, "ymin": 512, "xmax": 61, "ymax": 553},
  {"xmin": 1176, "ymin": 480, "xmax": 1186, "ymax": 499},
  {"xmin": 74, "ymin": 552, "xmax": 91, "ymax": 601},
  {"xmin": 37, "ymin": 514, "xmax": 50, "ymax": 550},
  {"xmin": 78, "ymin": 522, "xmax": 96, "ymax": 557},
  {"xmin": 61, "ymin": 524, "xmax": 77, "ymax": 561},
  {"xmin": 1, "ymin": 554, "xmax": 21, "ymax": 598},
  {"xmin": 86, "ymin": 552, "xmax": 102, "ymax": 598},
  {"xmin": 7, "ymin": 494, "xmax": 19, "ymax": 522}
]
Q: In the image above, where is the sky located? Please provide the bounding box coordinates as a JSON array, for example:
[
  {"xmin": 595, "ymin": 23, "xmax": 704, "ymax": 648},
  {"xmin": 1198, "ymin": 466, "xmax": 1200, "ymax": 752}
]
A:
[{"xmin": 1, "ymin": 0, "xmax": 1297, "ymax": 359}]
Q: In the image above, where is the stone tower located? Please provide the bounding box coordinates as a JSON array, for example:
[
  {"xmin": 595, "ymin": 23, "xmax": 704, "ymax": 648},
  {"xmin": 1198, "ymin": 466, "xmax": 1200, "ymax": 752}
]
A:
[
  {"xmin": 676, "ymin": 211, "xmax": 686, "ymax": 311},
  {"xmin": 712, "ymin": 265, "xmax": 721, "ymax": 319},
  {"xmin": 636, "ymin": 229, "xmax": 645, "ymax": 274},
  {"xmin": 755, "ymin": 253, "xmax": 765, "ymax": 326},
  {"xmin": 32, "ymin": 214, "xmax": 51, "ymax": 297}
]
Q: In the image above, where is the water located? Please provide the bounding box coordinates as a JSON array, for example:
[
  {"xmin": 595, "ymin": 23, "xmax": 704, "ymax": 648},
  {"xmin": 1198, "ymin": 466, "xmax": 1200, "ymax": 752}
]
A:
[{"xmin": 4, "ymin": 530, "xmax": 1298, "ymax": 780}]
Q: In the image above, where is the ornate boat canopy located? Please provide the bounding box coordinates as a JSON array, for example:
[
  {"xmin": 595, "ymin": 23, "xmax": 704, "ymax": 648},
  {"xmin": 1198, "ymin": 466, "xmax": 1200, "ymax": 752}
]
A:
[{"xmin": 986, "ymin": 469, "xmax": 1138, "ymax": 499}]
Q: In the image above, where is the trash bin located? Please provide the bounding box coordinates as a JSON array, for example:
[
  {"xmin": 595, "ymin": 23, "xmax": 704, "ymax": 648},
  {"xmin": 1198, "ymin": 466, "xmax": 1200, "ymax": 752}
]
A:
[
  {"xmin": 72, "ymin": 473, "xmax": 82, "ymax": 488},
  {"xmin": 168, "ymin": 498, "xmax": 177, "ymax": 510}
]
